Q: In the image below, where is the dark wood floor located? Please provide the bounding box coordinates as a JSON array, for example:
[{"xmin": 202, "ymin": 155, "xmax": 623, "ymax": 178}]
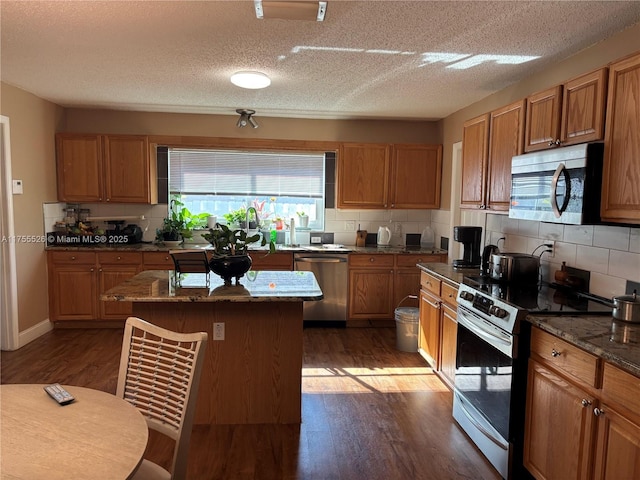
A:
[{"xmin": 1, "ymin": 327, "xmax": 501, "ymax": 480}]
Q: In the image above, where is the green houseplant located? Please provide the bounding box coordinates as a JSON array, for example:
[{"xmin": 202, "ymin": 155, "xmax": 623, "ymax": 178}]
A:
[
  {"xmin": 202, "ymin": 223, "xmax": 276, "ymax": 285},
  {"xmin": 156, "ymin": 200, "xmax": 192, "ymax": 243}
]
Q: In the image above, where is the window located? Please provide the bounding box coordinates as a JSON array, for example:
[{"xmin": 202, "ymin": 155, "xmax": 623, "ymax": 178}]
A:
[{"xmin": 168, "ymin": 148, "xmax": 326, "ymax": 230}]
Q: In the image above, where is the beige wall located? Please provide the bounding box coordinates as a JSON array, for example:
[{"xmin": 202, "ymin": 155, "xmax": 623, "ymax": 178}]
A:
[
  {"xmin": 1, "ymin": 83, "xmax": 63, "ymax": 333},
  {"xmin": 439, "ymin": 22, "xmax": 640, "ymax": 211},
  {"xmin": 63, "ymin": 109, "xmax": 440, "ymax": 144}
]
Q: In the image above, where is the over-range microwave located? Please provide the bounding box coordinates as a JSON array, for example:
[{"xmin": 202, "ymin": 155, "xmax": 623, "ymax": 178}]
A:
[{"xmin": 509, "ymin": 142, "xmax": 604, "ymax": 225}]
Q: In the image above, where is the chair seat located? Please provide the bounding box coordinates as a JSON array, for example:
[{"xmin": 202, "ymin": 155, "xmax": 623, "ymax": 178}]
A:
[{"xmin": 131, "ymin": 459, "xmax": 171, "ymax": 480}]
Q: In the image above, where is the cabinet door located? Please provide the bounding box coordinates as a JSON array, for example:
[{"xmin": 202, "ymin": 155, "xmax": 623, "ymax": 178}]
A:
[
  {"xmin": 593, "ymin": 403, "xmax": 640, "ymax": 480},
  {"xmin": 418, "ymin": 289, "xmax": 441, "ymax": 369},
  {"xmin": 389, "ymin": 144, "xmax": 442, "ymax": 209},
  {"xmin": 439, "ymin": 303, "xmax": 457, "ymax": 388},
  {"xmin": 337, "ymin": 143, "xmax": 390, "ymax": 208},
  {"xmin": 486, "ymin": 100, "xmax": 525, "ymax": 211},
  {"xmin": 524, "ymin": 85, "xmax": 563, "ymax": 152},
  {"xmin": 524, "ymin": 359, "xmax": 596, "ymax": 480},
  {"xmin": 55, "ymin": 134, "xmax": 103, "ymax": 202},
  {"xmin": 561, "ymin": 68, "xmax": 608, "ymax": 146},
  {"xmin": 394, "ymin": 268, "xmax": 420, "ymax": 309},
  {"xmin": 98, "ymin": 264, "xmax": 140, "ymax": 319},
  {"xmin": 48, "ymin": 265, "xmax": 97, "ymax": 321},
  {"xmin": 348, "ymin": 269, "xmax": 394, "ymax": 318},
  {"xmin": 601, "ymin": 52, "xmax": 640, "ymax": 224},
  {"xmin": 103, "ymin": 135, "xmax": 153, "ymax": 203},
  {"xmin": 142, "ymin": 252, "xmax": 175, "ymax": 270},
  {"xmin": 249, "ymin": 252, "xmax": 293, "ymax": 271},
  {"xmin": 461, "ymin": 114, "xmax": 490, "ymax": 209}
]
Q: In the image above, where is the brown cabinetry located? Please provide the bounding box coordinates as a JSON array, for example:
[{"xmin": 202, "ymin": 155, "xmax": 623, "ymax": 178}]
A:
[
  {"xmin": 601, "ymin": 52, "xmax": 640, "ymax": 224},
  {"xmin": 337, "ymin": 143, "xmax": 442, "ymax": 209},
  {"xmin": 56, "ymin": 133, "xmax": 157, "ymax": 204},
  {"xmin": 418, "ymin": 270, "xmax": 457, "ymax": 388},
  {"xmin": 524, "ymin": 327, "xmax": 640, "ymax": 480},
  {"xmin": 348, "ymin": 254, "xmax": 395, "ymax": 320},
  {"xmin": 142, "ymin": 252, "xmax": 175, "ymax": 270},
  {"xmin": 249, "ymin": 252, "xmax": 293, "ymax": 271},
  {"xmin": 461, "ymin": 100, "xmax": 524, "ymax": 211},
  {"xmin": 524, "ymin": 68, "xmax": 607, "ymax": 152},
  {"xmin": 47, "ymin": 250, "xmax": 142, "ymax": 322}
]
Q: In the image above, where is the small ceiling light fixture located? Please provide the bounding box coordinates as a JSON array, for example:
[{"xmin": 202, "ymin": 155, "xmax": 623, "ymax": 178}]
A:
[
  {"xmin": 230, "ymin": 71, "xmax": 271, "ymax": 89},
  {"xmin": 236, "ymin": 109, "xmax": 259, "ymax": 129},
  {"xmin": 254, "ymin": 1, "xmax": 327, "ymax": 22}
]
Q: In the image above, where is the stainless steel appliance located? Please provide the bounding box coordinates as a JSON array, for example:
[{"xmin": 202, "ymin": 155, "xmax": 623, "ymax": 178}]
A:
[
  {"xmin": 453, "ymin": 226, "xmax": 482, "ymax": 269},
  {"xmin": 294, "ymin": 252, "xmax": 348, "ymax": 326},
  {"xmin": 488, "ymin": 253, "xmax": 540, "ymax": 284},
  {"xmin": 509, "ymin": 142, "xmax": 604, "ymax": 224},
  {"xmin": 453, "ymin": 277, "xmax": 613, "ymax": 479}
]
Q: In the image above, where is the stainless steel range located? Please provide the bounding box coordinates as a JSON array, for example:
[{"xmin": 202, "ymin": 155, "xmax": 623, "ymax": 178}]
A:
[{"xmin": 453, "ymin": 278, "xmax": 612, "ymax": 479}]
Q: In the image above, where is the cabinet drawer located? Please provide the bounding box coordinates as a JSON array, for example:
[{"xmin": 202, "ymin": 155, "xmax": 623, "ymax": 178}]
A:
[
  {"xmin": 441, "ymin": 282, "xmax": 458, "ymax": 308},
  {"xmin": 349, "ymin": 254, "xmax": 394, "ymax": 268},
  {"xmin": 601, "ymin": 363, "xmax": 640, "ymax": 415},
  {"xmin": 396, "ymin": 254, "xmax": 443, "ymax": 267},
  {"xmin": 250, "ymin": 252, "xmax": 293, "ymax": 270},
  {"xmin": 97, "ymin": 252, "xmax": 142, "ymax": 265},
  {"xmin": 49, "ymin": 251, "xmax": 96, "ymax": 264},
  {"xmin": 531, "ymin": 327, "xmax": 600, "ymax": 388},
  {"xmin": 420, "ymin": 271, "xmax": 441, "ymax": 296},
  {"xmin": 143, "ymin": 252, "xmax": 174, "ymax": 267}
]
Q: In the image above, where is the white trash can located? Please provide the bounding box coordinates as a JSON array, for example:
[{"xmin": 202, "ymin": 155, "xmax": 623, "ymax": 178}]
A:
[{"xmin": 395, "ymin": 300, "xmax": 419, "ymax": 353}]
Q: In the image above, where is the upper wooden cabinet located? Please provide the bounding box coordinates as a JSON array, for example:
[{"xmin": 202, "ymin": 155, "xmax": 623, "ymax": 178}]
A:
[
  {"xmin": 389, "ymin": 144, "xmax": 442, "ymax": 209},
  {"xmin": 56, "ymin": 133, "xmax": 157, "ymax": 204},
  {"xmin": 337, "ymin": 142, "xmax": 442, "ymax": 209},
  {"xmin": 486, "ymin": 100, "xmax": 526, "ymax": 211},
  {"xmin": 461, "ymin": 100, "xmax": 524, "ymax": 211},
  {"xmin": 460, "ymin": 114, "xmax": 490, "ymax": 209},
  {"xmin": 524, "ymin": 68, "xmax": 607, "ymax": 152},
  {"xmin": 601, "ymin": 52, "xmax": 640, "ymax": 224}
]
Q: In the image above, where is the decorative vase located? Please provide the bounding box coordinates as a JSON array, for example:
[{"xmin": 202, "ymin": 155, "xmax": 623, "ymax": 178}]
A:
[
  {"xmin": 209, "ymin": 255, "xmax": 252, "ymax": 286},
  {"xmin": 298, "ymin": 215, "xmax": 309, "ymax": 228}
]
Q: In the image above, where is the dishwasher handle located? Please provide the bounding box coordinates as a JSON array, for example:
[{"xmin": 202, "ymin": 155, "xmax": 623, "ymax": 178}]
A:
[{"xmin": 295, "ymin": 257, "xmax": 347, "ymax": 263}]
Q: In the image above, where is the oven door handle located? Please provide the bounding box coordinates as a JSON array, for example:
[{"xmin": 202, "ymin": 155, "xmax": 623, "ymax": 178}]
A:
[
  {"xmin": 454, "ymin": 390, "xmax": 509, "ymax": 450},
  {"xmin": 457, "ymin": 308, "xmax": 512, "ymax": 349}
]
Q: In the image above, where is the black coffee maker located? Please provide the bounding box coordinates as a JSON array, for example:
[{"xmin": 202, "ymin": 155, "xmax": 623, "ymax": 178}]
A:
[{"xmin": 453, "ymin": 226, "xmax": 482, "ymax": 269}]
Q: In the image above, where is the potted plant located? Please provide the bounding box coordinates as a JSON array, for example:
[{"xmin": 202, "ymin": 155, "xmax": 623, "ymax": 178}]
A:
[
  {"xmin": 296, "ymin": 211, "xmax": 309, "ymax": 228},
  {"xmin": 156, "ymin": 200, "xmax": 192, "ymax": 245},
  {"xmin": 222, "ymin": 207, "xmax": 247, "ymax": 229},
  {"xmin": 180, "ymin": 206, "xmax": 212, "ymax": 244},
  {"xmin": 202, "ymin": 223, "xmax": 276, "ymax": 285}
]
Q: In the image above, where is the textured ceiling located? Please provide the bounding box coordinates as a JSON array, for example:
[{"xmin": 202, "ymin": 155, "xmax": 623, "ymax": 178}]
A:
[{"xmin": 2, "ymin": 1, "xmax": 640, "ymax": 121}]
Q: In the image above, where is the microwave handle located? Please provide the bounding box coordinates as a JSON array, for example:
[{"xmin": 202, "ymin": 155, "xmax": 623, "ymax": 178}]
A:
[{"xmin": 550, "ymin": 162, "xmax": 567, "ymax": 218}]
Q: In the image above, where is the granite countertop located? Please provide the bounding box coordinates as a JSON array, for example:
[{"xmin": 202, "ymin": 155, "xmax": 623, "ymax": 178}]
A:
[
  {"xmin": 101, "ymin": 269, "xmax": 323, "ymax": 303},
  {"xmin": 46, "ymin": 242, "xmax": 448, "ymax": 256},
  {"xmin": 418, "ymin": 263, "xmax": 640, "ymax": 378}
]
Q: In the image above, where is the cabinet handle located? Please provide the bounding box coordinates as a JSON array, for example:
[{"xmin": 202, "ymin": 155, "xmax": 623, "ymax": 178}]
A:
[
  {"xmin": 369, "ymin": 258, "xmax": 374, "ymax": 262},
  {"xmin": 593, "ymin": 407, "xmax": 605, "ymax": 417},
  {"xmin": 551, "ymin": 349, "xmax": 561, "ymax": 357},
  {"xmin": 581, "ymin": 399, "xmax": 592, "ymax": 408},
  {"xmin": 548, "ymin": 139, "xmax": 561, "ymax": 146},
  {"xmin": 70, "ymin": 256, "xmax": 76, "ymax": 260},
  {"xmin": 117, "ymin": 256, "xmax": 121, "ymax": 260},
  {"xmin": 90, "ymin": 268, "xmax": 94, "ymax": 272},
  {"xmin": 99, "ymin": 268, "xmax": 103, "ymax": 272}
]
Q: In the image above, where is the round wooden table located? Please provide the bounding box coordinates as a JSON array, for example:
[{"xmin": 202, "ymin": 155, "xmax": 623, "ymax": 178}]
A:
[{"xmin": 0, "ymin": 384, "xmax": 148, "ymax": 479}]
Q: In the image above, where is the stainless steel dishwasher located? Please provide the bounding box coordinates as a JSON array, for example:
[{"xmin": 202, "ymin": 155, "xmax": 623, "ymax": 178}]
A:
[{"xmin": 294, "ymin": 252, "xmax": 348, "ymax": 327}]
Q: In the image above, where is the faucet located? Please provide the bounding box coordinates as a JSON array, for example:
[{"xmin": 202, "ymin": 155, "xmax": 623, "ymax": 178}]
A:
[{"xmin": 245, "ymin": 206, "xmax": 259, "ymax": 235}]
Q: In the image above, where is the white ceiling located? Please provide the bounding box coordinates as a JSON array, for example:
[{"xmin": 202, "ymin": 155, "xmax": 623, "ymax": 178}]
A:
[{"xmin": 2, "ymin": 1, "xmax": 640, "ymax": 121}]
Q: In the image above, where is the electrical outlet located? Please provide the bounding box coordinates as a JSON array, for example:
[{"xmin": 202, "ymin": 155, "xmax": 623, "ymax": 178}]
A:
[
  {"xmin": 310, "ymin": 235, "xmax": 322, "ymax": 244},
  {"xmin": 345, "ymin": 220, "xmax": 356, "ymax": 231},
  {"xmin": 545, "ymin": 240, "xmax": 556, "ymax": 258},
  {"xmin": 213, "ymin": 322, "xmax": 225, "ymax": 341}
]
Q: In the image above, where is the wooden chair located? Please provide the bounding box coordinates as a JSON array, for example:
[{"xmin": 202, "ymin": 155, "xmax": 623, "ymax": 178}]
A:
[{"xmin": 117, "ymin": 317, "xmax": 208, "ymax": 480}]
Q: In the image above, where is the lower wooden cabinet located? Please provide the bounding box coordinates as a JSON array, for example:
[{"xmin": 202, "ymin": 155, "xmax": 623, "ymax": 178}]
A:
[
  {"xmin": 419, "ymin": 288, "xmax": 441, "ymax": 369},
  {"xmin": 142, "ymin": 251, "xmax": 175, "ymax": 270},
  {"xmin": 249, "ymin": 252, "xmax": 293, "ymax": 271},
  {"xmin": 439, "ymin": 303, "xmax": 457, "ymax": 388},
  {"xmin": 525, "ymin": 327, "xmax": 640, "ymax": 480},
  {"xmin": 348, "ymin": 254, "xmax": 395, "ymax": 320},
  {"xmin": 47, "ymin": 250, "xmax": 142, "ymax": 322}
]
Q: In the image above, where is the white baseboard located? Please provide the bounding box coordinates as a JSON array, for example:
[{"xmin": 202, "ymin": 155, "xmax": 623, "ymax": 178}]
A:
[{"xmin": 18, "ymin": 318, "xmax": 53, "ymax": 348}]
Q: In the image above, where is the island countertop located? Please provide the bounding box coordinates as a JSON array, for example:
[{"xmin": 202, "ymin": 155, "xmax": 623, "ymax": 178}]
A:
[{"xmin": 101, "ymin": 269, "xmax": 323, "ymax": 303}]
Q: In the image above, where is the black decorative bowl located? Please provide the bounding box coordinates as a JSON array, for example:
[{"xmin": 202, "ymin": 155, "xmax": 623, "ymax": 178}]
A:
[{"xmin": 209, "ymin": 254, "xmax": 252, "ymax": 286}]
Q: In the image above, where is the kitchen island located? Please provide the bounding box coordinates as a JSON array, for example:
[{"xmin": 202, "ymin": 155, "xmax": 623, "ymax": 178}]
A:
[{"xmin": 102, "ymin": 269, "xmax": 322, "ymax": 425}]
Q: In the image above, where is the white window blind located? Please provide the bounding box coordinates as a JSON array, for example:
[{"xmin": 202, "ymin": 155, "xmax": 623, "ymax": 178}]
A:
[{"xmin": 169, "ymin": 149, "xmax": 325, "ymax": 197}]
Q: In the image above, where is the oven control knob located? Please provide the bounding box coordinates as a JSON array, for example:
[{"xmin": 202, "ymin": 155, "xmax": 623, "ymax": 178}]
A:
[
  {"xmin": 489, "ymin": 306, "xmax": 508, "ymax": 318},
  {"xmin": 460, "ymin": 291, "xmax": 475, "ymax": 302}
]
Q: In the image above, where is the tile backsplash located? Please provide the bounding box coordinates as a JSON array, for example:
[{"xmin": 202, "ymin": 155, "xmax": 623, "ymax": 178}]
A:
[{"xmin": 477, "ymin": 212, "xmax": 640, "ymax": 299}]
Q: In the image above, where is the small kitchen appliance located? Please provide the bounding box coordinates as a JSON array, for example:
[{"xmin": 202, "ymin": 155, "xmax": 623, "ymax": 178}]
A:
[
  {"xmin": 377, "ymin": 226, "xmax": 391, "ymax": 247},
  {"xmin": 452, "ymin": 226, "xmax": 482, "ymax": 268},
  {"xmin": 488, "ymin": 252, "xmax": 540, "ymax": 284}
]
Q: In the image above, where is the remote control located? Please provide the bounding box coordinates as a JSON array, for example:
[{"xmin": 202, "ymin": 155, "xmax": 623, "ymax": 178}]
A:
[{"xmin": 44, "ymin": 383, "xmax": 75, "ymax": 405}]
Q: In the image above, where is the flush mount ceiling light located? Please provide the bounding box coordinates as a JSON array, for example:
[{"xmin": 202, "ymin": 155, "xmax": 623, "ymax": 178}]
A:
[
  {"xmin": 254, "ymin": 1, "xmax": 327, "ymax": 22},
  {"xmin": 236, "ymin": 109, "xmax": 259, "ymax": 129},
  {"xmin": 230, "ymin": 71, "xmax": 271, "ymax": 89}
]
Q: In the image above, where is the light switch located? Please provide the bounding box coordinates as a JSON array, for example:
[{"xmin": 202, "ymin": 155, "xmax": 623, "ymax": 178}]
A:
[{"xmin": 12, "ymin": 179, "xmax": 23, "ymax": 195}]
